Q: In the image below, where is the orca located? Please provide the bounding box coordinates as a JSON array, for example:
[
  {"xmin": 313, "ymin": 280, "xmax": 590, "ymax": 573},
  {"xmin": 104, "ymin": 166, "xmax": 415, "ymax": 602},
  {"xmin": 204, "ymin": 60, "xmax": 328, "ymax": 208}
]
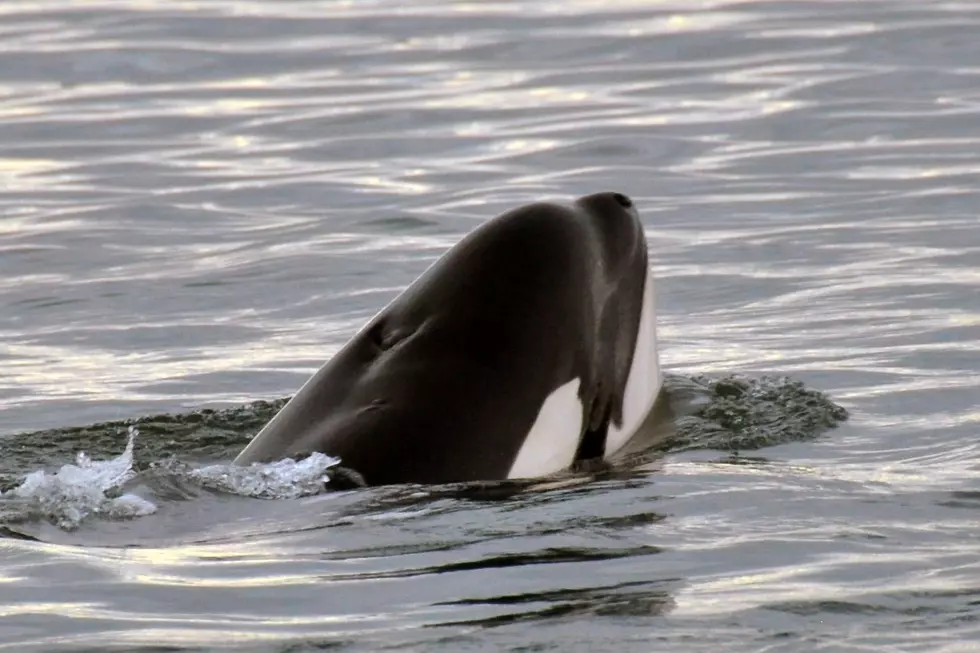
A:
[{"xmin": 234, "ymin": 192, "xmax": 663, "ymax": 485}]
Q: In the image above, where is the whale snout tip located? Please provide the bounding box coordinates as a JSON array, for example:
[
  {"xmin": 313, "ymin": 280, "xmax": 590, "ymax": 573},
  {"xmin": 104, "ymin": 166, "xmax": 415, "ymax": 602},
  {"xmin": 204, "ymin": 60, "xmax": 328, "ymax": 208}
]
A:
[{"xmin": 611, "ymin": 192, "xmax": 633, "ymax": 208}]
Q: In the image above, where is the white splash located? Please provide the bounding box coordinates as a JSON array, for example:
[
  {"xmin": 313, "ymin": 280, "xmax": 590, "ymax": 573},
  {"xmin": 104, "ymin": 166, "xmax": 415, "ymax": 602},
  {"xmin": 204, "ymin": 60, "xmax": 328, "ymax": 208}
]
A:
[
  {"xmin": 1, "ymin": 429, "xmax": 342, "ymax": 531},
  {"xmin": 3, "ymin": 426, "xmax": 157, "ymax": 530},
  {"xmin": 188, "ymin": 453, "xmax": 341, "ymax": 499}
]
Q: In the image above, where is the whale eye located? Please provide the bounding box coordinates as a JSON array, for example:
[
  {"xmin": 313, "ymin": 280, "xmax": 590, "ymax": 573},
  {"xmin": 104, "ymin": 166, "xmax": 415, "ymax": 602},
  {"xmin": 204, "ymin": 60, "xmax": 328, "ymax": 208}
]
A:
[
  {"xmin": 612, "ymin": 193, "xmax": 633, "ymax": 208},
  {"xmin": 367, "ymin": 319, "xmax": 415, "ymax": 355},
  {"xmin": 367, "ymin": 321, "xmax": 391, "ymax": 352}
]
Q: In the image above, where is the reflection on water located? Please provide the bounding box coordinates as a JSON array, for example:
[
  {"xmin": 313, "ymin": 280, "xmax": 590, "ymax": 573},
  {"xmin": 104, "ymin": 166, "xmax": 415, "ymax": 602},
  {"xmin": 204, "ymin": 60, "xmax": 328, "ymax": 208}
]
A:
[{"xmin": 1, "ymin": 0, "xmax": 980, "ymax": 651}]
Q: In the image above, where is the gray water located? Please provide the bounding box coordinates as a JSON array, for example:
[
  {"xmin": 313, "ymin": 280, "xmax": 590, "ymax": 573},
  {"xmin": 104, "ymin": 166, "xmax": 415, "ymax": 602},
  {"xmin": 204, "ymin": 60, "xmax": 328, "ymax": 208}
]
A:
[{"xmin": 1, "ymin": 0, "xmax": 979, "ymax": 650}]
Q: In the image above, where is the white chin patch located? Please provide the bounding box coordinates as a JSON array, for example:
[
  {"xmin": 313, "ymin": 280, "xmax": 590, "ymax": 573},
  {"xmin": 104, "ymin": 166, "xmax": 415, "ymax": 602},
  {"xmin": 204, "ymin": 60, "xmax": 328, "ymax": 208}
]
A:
[
  {"xmin": 603, "ymin": 271, "xmax": 662, "ymax": 458},
  {"xmin": 507, "ymin": 378, "xmax": 584, "ymax": 479}
]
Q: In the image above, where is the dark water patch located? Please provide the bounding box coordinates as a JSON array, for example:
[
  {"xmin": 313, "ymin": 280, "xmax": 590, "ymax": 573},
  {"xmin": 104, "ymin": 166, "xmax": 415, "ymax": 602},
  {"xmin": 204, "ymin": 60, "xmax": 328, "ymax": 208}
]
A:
[
  {"xmin": 938, "ymin": 491, "xmax": 980, "ymax": 510},
  {"xmin": 308, "ymin": 545, "xmax": 663, "ymax": 585},
  {"xmin": 272, "ymin": 643, "xmax": 355, "ymax": 653},
  {"xmin": 8, "ymin": 295, "xmax": 85, "ymax": 309},
  {"xmin": 0, "ymin": 525, "xmax": 41, "ymax": 542},
  {"xmin": 767, "ymin": 588, "xmax": 980, "ymax": 624},
  {"xmin": 361, "ymin": 215, "xmax": 440, "ymax": 231},
  {"xmin": 435, "ymin": 579, "xmax": 676, "ymax": 627},
  {"xmin": 433, "ymin": 545, "xmax": 662, "ymax": 574},
  {"xmin": 181, "ymin": 279, "xmax": 231, "ymax": 288}
]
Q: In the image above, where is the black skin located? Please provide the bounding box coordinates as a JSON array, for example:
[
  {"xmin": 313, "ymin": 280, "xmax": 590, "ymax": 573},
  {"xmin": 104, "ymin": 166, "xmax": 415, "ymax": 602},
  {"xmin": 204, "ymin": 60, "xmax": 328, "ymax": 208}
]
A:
[{"xmin": 234, "ymin": 192, "xmax": 649, "ymax": 486}]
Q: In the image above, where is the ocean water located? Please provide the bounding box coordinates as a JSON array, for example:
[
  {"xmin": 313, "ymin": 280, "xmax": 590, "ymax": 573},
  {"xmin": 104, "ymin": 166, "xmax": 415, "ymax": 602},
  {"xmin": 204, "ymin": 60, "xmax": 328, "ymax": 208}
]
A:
[{"xmin": 1, "ymin": 0, "xmax": 979, "ymax": 651}]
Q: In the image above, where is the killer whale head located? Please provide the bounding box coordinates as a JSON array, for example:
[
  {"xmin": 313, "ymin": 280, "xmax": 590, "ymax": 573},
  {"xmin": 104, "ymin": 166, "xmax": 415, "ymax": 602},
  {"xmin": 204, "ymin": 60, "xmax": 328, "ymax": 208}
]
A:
[{"xmin": 234, "ymin": 192, "xmax": 663, "ymax": 486}]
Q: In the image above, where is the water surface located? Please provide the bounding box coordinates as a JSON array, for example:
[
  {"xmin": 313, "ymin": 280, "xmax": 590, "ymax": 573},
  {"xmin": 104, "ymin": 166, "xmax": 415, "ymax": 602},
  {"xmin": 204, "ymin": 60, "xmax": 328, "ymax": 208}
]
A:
[{"xmin": 1, "ymin": 0, "xmax": 979, "ymax": 651}]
